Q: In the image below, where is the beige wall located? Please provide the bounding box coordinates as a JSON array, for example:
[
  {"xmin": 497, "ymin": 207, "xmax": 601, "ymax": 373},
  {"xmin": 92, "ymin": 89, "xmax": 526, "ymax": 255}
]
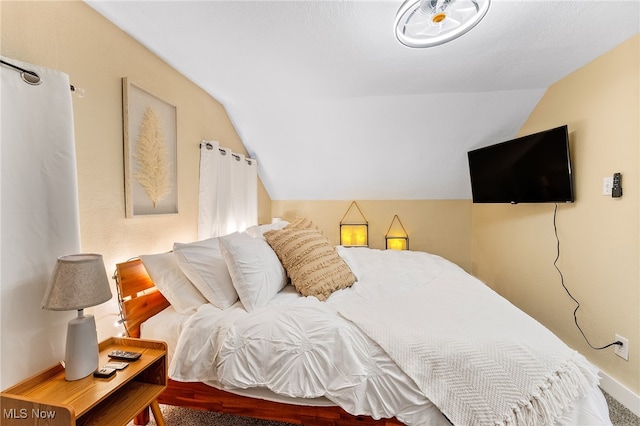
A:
[
  {"xmin": 472, "ymin": 35, "xmax": 639, "ymax": 393},
  {"xmin": 272, "ymin": 200, "xmax": 472, "ymax": 272},
  {"xmin": 1, "ymin": 0, "xmax": 271, "ymax": 340}
]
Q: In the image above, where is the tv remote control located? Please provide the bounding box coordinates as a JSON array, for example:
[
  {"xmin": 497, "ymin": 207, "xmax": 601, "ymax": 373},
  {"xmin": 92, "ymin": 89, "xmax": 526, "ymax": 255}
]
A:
[{"xmin": 108, "ymin": 350, "xmax": 142, "ymax": 361}]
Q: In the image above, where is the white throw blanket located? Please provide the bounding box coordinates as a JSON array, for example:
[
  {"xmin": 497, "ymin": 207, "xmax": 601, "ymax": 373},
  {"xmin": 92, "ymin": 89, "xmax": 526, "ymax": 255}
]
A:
[
  {"xmin": 339, "ymin": 265, "xmax": 600, "ymax": 426},
  {"xmin": 164, "ymin": 247, "xmax": 606, "ymax": 425}
]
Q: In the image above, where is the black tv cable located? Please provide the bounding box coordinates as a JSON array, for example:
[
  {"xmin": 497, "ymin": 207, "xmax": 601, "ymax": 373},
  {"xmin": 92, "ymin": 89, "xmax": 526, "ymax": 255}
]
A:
[{"xmin": 553, "ymin": 203, "xmax": 622, "ymax": 351}]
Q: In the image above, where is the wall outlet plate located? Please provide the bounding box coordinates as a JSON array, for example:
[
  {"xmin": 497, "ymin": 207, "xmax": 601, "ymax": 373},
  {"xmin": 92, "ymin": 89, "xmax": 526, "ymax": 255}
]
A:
[{"xmin": 614, "ymin": 334, "xmax": 629, "ymax": 361}]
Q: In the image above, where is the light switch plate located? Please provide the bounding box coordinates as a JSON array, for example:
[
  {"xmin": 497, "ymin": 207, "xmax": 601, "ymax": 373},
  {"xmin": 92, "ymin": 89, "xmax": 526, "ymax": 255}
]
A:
[{"xmin": 603, "ymin": 177, "xmax": 613, "ymax": 195}]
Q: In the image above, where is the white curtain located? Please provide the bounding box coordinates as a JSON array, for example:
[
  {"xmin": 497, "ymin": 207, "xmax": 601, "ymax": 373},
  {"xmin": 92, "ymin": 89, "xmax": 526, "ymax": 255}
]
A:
[
  {"xmin": 1, "ymin": 57, "xmax": 82, "ymax": 388},
  {"xmin": 198, "ymin": 141, "xmax": 258, "ymax": 240}
]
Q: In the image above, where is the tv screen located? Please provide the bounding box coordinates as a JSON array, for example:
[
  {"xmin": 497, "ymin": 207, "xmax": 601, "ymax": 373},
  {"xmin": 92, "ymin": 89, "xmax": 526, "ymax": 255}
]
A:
[{"xmin": 468, "ymin": 125, "xmax": 574, "ymax": 203}]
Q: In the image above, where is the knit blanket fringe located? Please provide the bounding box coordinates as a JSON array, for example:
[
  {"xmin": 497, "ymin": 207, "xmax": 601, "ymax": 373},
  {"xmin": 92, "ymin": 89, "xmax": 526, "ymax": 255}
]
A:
[{"xmin": 498, "ymin": 355, "xmax": 600, "ymax": 426}]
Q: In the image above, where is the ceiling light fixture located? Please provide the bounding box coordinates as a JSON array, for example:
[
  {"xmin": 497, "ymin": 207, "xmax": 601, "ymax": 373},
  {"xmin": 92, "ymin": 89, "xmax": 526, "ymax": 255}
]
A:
[{"xmin": 395, "ymin": 0, "xmax": 490, "ymax": 48}]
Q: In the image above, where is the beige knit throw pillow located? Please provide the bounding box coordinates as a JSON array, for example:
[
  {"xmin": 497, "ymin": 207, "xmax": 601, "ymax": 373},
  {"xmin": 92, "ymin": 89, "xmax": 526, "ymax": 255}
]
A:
[{"xmin": 264, "ymin": 222, "xmax": 356, "ymax": 301}]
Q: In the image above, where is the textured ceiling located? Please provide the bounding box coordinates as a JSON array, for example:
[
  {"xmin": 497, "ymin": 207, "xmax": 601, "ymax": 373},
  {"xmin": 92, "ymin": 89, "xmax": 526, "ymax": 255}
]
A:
[{"xmin": 86, "ymin": 0, "xmax": 639, "ymax": 200}]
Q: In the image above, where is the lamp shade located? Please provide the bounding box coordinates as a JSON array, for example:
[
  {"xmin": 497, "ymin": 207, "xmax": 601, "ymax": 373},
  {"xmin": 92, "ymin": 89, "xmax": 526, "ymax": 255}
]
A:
[
  {"xmin": 42, "ymin": 254, "xmax": 112, "ymax": 311},
  {"xmin": 340, "ymin": 224, "xmax": 368, "ymax": 247}
]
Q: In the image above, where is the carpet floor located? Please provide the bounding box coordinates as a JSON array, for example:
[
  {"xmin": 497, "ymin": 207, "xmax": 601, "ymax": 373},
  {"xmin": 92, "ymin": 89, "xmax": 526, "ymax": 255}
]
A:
[
  {"xmin": 603, "ymin": 390, "xmax": 640, "ymax": 426},
  {"xmin": 131, "ymin": 389, "xmax": 638, "ymax": 425}
]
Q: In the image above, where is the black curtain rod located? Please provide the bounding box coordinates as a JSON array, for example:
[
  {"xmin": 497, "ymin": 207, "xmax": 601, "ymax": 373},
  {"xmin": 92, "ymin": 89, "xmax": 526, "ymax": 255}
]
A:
[{"xmin": 1, "ymin": 59, "xmax": 76, "ymax": 91}]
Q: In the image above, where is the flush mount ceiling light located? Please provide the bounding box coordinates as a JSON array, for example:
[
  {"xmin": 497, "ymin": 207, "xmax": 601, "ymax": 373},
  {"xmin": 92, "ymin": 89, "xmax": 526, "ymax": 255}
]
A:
[{"xmin": 395, "ymin": 0, "xmax": 490, "ymax": 48}]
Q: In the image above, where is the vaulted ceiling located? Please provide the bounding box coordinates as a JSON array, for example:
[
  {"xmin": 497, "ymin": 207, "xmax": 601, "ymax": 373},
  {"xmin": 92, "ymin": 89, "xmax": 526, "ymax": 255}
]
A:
[{"xmin": 86, "ymin": 0, "xmax": 639, "ymax": 200}]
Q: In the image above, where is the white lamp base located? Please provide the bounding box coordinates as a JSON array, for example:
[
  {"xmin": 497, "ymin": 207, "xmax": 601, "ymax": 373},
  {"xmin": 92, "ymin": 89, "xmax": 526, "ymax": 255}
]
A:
[{"xmin": 65, "ymin": 310, "xmax": 99, "ymax": 381}]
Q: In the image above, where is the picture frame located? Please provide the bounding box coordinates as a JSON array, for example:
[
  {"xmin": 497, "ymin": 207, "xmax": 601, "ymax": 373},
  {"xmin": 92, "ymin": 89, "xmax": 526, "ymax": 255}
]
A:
[{"xmin": 122, "ymin": 78, "xmax": 178, "ymax": 217}]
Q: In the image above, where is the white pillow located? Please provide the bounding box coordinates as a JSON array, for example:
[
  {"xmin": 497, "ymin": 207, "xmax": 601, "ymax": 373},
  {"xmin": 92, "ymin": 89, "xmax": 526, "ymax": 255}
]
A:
[
  {"xmin": 219, "ymin": 232, "xmax": 287, "ymax": 311},
  {"xmin": 336, "ymin": 245, "xmax": 362, "ymax": 281},
  {"xmin": 245, "ymin": 221, "xmax": 289, "ymax": 238},
  {"xmin": 173, "ymin": 238, "xmax": 238, "ymax": 309},
  {"xmin": 140, "ymin": 252, "xmax": 207, "ymax": 314}
]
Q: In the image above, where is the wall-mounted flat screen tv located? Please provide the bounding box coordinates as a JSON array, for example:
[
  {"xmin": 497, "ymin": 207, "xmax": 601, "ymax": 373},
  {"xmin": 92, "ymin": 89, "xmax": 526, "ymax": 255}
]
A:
[{"xmin": 468, "ymin": 125, "xmax": 574, "ymax": 204}]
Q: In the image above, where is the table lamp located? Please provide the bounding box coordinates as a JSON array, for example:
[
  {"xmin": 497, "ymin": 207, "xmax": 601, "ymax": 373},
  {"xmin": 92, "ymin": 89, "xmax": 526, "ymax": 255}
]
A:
[{"xmin": 42, "ymin": 254, "xmax": 112, "ymax": 381}]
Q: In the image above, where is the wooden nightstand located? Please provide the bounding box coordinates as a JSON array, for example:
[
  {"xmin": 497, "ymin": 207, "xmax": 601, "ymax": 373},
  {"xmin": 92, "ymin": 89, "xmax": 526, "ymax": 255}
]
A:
[{"xmin": 1, "ymin": 337, "xmax": 167, "ymax": 426}]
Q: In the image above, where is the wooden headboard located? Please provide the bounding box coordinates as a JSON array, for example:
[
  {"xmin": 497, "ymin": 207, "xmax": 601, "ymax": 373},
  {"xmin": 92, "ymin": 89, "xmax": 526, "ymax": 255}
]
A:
[{"xmin": 115, "ymin": 258, "xmax": 170, "ymax": 338}]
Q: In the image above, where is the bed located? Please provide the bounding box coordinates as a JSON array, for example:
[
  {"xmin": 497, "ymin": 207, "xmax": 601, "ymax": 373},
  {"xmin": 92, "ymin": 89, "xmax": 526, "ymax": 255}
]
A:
[{"xmin": 115, "ymin": 219, "xmax": 612, "ymax": 426}]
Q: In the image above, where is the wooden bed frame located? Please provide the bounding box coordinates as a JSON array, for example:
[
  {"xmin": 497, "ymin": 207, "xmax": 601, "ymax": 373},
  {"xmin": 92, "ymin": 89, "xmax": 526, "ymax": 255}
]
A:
[{"xmin": 115, "ymin": 258, "xmax": 404, "ymax": 425}]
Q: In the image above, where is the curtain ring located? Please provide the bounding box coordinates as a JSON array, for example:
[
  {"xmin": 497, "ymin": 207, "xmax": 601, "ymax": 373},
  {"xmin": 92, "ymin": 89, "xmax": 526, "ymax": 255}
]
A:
[{"xmin": 21, "ymin": 70, "xmax": 42, "ymax": 85}]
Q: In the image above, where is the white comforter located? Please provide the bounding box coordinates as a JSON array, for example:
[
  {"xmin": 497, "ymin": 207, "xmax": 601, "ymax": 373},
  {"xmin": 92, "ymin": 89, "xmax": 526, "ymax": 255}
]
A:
[{"xmin": 168, "ymin": 248, "xmax": 610, "ymax": 426}]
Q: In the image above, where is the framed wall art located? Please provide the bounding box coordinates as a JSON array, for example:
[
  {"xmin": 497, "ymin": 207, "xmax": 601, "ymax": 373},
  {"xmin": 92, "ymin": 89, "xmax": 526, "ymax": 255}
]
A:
[{"xmin": 123, "ymin": 77, "xmax": 178, "ymax": 217}]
